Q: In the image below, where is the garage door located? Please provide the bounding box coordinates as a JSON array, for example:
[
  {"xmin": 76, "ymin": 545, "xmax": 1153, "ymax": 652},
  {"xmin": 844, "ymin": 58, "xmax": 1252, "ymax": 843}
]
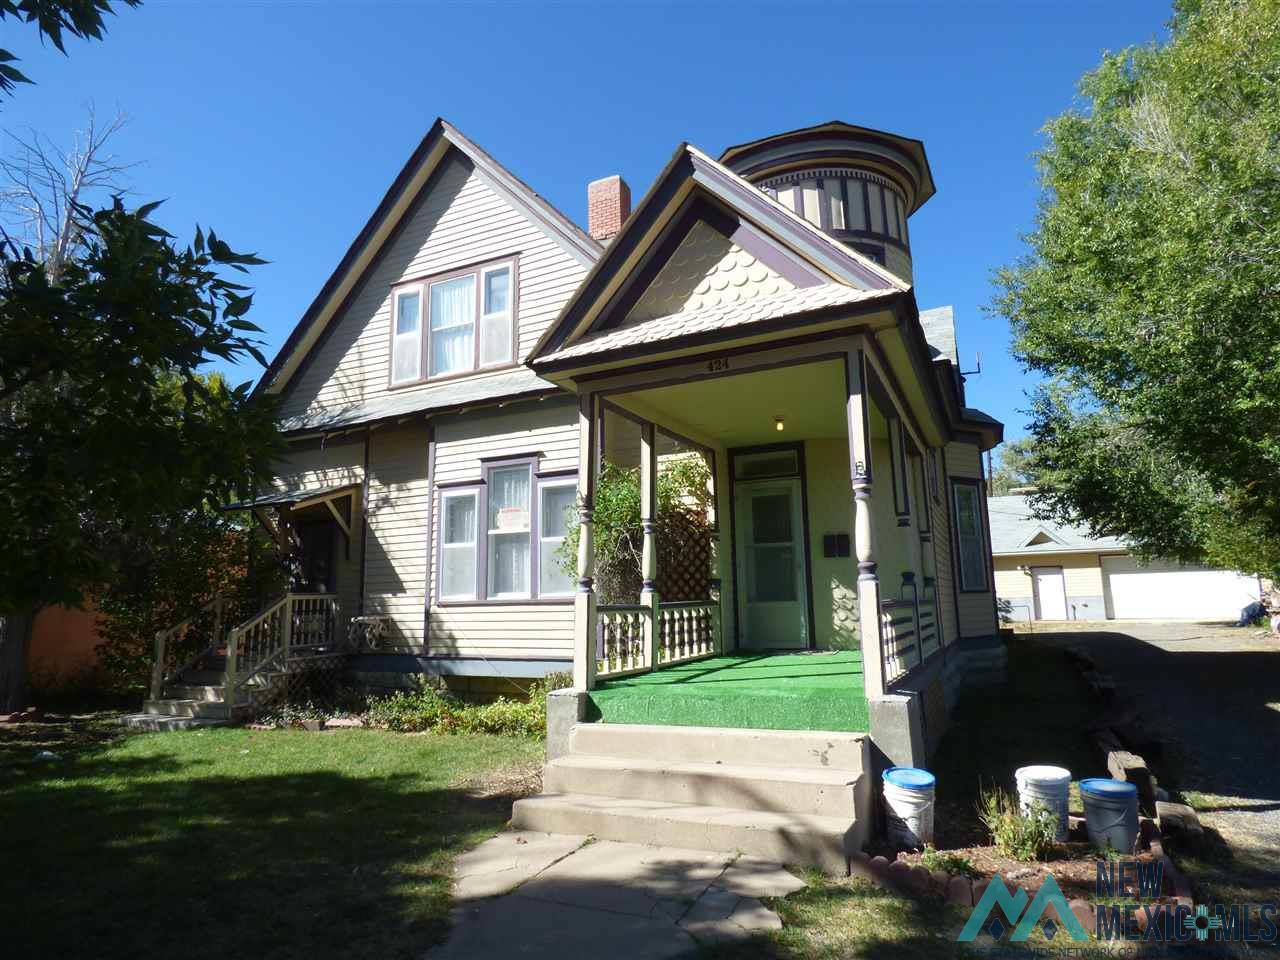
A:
[{"xmin": 1101, "ymin": 556, "xmax": 1260, "ymax": 620}]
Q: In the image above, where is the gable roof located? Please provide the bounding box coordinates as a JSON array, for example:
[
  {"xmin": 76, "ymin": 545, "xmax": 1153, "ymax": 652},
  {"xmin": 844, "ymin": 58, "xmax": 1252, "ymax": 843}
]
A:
[
  {"xmin": 534, "ymin": 283, "xmax": 894, "ymax": 369},
  {"xmin": 988, "ymin": 494, "xmax": 1127, "ymax": 556},
  {"xmin": 528, "ymin": 141, "xmax": 908, "ymax": 363},
  {"xmin": 257, "ymin": 118, "xmax": 600, "ymax": 398}
]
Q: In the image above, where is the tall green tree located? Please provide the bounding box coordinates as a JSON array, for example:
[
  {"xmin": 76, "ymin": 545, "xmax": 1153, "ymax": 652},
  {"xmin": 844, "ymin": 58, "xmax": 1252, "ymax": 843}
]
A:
[
  {"xmin": 995, "ymin": 0, "xmax": 1280, "ymax": 576},
  {"xmin": 0, "ymin": 1, "xmax": 139, "ymax": 98},
  {"xmin": 988, "ymin": 437, "xmax": 1040, "ymax": 497}
]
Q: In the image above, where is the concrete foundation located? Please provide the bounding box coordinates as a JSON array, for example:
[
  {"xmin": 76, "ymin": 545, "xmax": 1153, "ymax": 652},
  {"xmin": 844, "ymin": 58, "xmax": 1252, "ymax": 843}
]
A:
[{"xmin": 546, "ymin": 687, "xmax": 589, "ymax": 761}]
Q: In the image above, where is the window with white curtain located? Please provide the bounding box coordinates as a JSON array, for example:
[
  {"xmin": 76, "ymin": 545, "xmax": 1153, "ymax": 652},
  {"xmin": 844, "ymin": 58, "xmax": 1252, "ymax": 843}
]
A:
[
  {"xmin": 390, "ymin": 287, "xmax": 422, "ymax": 384},
  {"xmin": 479, "ymin": 265, "xmax": 512, "ymax": 367},
  {"xmin": 437, "ymin": 464, "xmax": 580, "ymax": 604},
  {"xmin": 538, "ymin": 481, "xmax": 576, "ymax": 596},
  {"xmin": 429, "ymin": 275, "xmax": 476, "ymax": 377},
  {"xmin": 487, "ymin": 464, "xmax": 532, "ymax": 598},
  {"xmin": 392, "ymin": 260, "xmax": 516, "ymax": 385},
  {"xmin": 440, "ymin": 491, "xmax": 478, "ymax": 599}
]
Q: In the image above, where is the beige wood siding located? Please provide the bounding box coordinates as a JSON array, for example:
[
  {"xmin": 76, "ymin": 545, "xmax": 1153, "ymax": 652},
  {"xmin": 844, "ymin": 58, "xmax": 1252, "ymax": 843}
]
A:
[
  {"xmin": 994, "ymin": 553, "xmax": 1105, "ymax": 599},
  {"xmin": 271, "ymin": 440, "xmax": 365, "ymax": 633},
  {"xmin": 277, "ymin": 153, "xmax": 589, "ymax": 421},
  {"xmin": 427, "ymin": 399, "xmax": 578, "ymax": 659},
  {"xmin": 944, "ymin": 440, "xmax": 998, "ymax": 638},
  {"xmin": 363, "ymin": 425, "xmax": 430, "ymax": 648}
]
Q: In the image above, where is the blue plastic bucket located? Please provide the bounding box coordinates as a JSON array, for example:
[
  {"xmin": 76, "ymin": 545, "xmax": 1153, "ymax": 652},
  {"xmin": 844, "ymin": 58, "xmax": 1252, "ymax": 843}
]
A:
[
  {"xmin": 882, "ymin": 767, "xmax": 936, "ymax": 849},
  {"xmin": 1079, "ymin": 778, "xmax": 1139, "ymax": 853}
]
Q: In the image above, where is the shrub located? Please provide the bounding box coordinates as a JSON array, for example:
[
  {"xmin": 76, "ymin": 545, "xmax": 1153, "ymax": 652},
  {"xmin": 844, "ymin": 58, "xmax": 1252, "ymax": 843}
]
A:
[
  {"xmin": 363, "ymin": 676, "xmax": 557, "ymax": 738},
  {"xmin": 919, "ymin": 844, "xmax": 979, "ymax": 878},
  {"xmin": 978, "ymin": 784, "xmax": 1059, "ymax": 862}
]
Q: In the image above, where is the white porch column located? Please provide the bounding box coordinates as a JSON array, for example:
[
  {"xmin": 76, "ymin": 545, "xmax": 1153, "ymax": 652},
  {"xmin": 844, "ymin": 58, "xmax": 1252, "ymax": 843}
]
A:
[
  {"xmin": 639, "ymin": 420, "xmax": 661, "ymax": 669},
  {"xmin": 573, "ymin": 391, "xmax": 599, "ymax": 691},
  {"xmin": 846, "ymin": 346, "xmax": 886, "ymax": 699}
]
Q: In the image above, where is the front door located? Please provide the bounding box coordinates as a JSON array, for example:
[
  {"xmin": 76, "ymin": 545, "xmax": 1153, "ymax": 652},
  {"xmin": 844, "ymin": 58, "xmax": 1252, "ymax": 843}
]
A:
[
  {"xmin": 734, "ymin": 478, "xmax": 809, "ymax": 648},
  {"xmin": 1032, "ymin": 566, "xmax": 1067, "ymax": 620}
]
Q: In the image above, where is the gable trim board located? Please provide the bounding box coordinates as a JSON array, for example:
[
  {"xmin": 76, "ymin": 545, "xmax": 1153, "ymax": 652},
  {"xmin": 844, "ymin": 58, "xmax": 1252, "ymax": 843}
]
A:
[
  {"xmin": 530, "ymin": 144, "xmax": 906, "ymax": 362},
  {"xmin": 258, "ymin": 118, "xmax": 600, "ymax": 400}
]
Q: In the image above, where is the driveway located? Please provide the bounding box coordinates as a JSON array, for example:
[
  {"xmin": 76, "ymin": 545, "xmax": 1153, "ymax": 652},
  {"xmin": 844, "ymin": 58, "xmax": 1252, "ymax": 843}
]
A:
[{"xmin": 1028, "ymin": 620, "xmax": 1280, "ymax": 901}]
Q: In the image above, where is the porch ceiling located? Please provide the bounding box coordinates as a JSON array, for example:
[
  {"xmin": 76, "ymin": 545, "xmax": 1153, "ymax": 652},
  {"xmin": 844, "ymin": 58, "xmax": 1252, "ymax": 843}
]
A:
[{"xmin": 619, "ymin": 358, "xmax": 851, "ymax": 448}]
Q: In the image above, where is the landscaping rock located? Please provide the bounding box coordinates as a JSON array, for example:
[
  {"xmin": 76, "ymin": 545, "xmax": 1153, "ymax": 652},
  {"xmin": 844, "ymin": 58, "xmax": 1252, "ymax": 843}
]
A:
[
  {"xmin": 325, "ymin": 717, "xmax": 365, "ymax": 729},
  {"xmin": 1069, "ymin": 899, "xmax": 1096, "ymax": 934},
  {"xmin": 1107, "ymin": 747, "xmax": 1158, "ymax": 815},
  {"xmin": 1156, "ymin": 801, "xmax": 1204, "ymax": 841},
  {"xmin": 301, "ymin": 719, "xmax": 325, "ymax": 732}
]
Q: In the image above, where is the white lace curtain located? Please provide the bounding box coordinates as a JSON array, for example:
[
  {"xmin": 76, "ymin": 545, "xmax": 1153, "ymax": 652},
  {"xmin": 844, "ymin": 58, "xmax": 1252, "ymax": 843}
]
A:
[{"xmin": 430, "ymin": 276, "xmax": 475, "ymax": 376}]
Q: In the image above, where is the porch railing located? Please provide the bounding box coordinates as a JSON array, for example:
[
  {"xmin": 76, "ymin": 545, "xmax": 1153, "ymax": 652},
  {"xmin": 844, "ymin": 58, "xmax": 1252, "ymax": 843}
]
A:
[
  {"xmin": 596, "ymin": 597, "xmax": 721, "ymax": 680},
  {"xmin": 225, "ymin": 593, "xmax": 342, "ymax": 706},
  {"xmin": 151, "ymin": 594, "xmax": 226, "ymax": 701},
  {"xmin": 658, "ymin": 601, "xmax": 718, "ymax": 665},
  {"xmin": 880, "ymin": 599, "xmax": 918, "ymax": 687},
  {"xmin": 597, "ymin": 604, "xmax": 648, "ymax": 677}
]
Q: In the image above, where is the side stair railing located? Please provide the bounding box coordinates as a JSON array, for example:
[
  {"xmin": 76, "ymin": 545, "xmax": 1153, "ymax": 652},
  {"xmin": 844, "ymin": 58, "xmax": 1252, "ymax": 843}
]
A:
[
  {"xmin": 151, "ymin": 594, "xmax": 226, "ymax": 701},
  {"xmin": 224, "ymin": 593, "xmax": 342, "ymax": 710}
]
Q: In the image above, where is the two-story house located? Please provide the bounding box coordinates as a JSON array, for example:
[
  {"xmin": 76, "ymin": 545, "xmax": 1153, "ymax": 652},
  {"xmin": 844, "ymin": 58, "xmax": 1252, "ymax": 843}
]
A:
[{"xmin": 142, "ymin": 119, "xmax": 1004, "ymax": 871}]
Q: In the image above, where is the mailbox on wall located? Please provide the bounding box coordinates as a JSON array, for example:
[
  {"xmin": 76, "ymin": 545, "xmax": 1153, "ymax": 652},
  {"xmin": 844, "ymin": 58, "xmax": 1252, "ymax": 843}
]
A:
[{"xmin": 822, "ymin": 533, "xmax": 851, "ymax": 558}]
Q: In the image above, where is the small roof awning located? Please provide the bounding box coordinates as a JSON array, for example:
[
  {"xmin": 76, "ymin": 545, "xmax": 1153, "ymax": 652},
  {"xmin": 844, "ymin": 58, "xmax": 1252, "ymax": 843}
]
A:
[{"xmin": 225, "ymin": 482, "xmax": 360, "ymax": 512}]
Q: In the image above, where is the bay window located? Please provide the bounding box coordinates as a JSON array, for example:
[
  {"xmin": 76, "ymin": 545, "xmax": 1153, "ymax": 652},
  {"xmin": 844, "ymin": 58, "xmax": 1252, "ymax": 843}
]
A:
[
  {"xmin": 436, "ymin": 461, "xmax": 577, "ymax": 603},
  {"xmin": 391, "ymin": 259, "xmax": 515, "ymax": 386}
]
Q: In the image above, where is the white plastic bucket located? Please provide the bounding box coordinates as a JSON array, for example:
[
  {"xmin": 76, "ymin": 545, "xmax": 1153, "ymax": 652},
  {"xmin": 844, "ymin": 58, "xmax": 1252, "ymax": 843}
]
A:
[
  {"xmin": 1080, "ymin": 778, "xmax": 1139, "ymax": 853},
  {"xmin": 882, "ymin": 767, "xmax": 936, "ymax": 849},
  {"xmin": 1015, "ymin": 765, "xmax": 1072, "ymax": 842}
]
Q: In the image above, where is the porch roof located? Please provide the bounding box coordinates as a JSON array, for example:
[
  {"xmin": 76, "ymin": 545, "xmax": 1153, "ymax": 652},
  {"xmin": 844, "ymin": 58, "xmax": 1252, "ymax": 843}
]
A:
[
  {"xmin": 225, "ymin": 481, "xmax": 360, "ymax": 511},
  {"xmin": 278, "ymin": 367, "xmax": 560, "ymax": 435},
  {"xmin": 532, "ymin": 282, "xmax": 895, "ymax": 368}
]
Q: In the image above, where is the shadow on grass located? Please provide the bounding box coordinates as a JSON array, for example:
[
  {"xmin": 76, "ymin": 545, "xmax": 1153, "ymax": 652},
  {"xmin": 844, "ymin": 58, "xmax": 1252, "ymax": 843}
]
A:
[
  {"xmin": 928, "ymin": 638, "xmax": 1098, "ymax": 849},
  {"xmin": 0, "ymin": 729, "xmax": 533, "ymax": 960}
]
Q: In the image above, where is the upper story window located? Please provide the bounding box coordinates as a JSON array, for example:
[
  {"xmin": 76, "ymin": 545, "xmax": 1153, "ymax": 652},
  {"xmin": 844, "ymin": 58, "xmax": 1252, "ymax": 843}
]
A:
[
  {"xmin": 390, "ymin": 259, "xmax": 515, "ymax": 386},
  {"xmin": 763, "ymin": 168, "xmax": 908, "ymax": 248}
]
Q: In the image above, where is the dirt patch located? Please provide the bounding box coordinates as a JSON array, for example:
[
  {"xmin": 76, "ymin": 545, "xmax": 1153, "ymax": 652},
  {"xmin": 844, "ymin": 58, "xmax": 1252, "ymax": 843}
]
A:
[{"xmin": 457, "ymin": 757, "xmax": 542, "ymax": 803}]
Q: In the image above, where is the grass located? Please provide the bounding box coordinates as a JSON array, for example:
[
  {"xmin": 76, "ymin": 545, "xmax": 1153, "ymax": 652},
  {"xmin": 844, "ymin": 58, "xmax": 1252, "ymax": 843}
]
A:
[{"xmin": 0, "ymin": 718, "xmax": 541, "ymax": 960}]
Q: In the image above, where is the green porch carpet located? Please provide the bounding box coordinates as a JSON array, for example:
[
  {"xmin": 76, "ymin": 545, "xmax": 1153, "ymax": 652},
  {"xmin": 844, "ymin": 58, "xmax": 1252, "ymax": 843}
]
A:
[{"xmin": 586, "ymin": 650, "xmax": 869, "ymax": 732}]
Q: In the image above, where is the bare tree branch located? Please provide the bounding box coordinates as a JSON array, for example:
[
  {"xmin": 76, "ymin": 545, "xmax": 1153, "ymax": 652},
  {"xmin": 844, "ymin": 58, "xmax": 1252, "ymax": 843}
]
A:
[{"xmin": 0, "ymin": 103, "xmax": 138, "ymax": 279}]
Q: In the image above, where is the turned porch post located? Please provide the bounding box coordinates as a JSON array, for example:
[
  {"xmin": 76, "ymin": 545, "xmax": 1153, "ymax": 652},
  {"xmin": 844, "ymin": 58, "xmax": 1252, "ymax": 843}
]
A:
[
  {"xmin": 639, "ymin": 420, "xmax": 661, "ymax": 670},
  {"xmin": 573, "ymin": 392, "xmax": 599, "ymax": 691},
  {"xmin": 846, "ymin": 346, "xmax": 886, "ymax": 699}
]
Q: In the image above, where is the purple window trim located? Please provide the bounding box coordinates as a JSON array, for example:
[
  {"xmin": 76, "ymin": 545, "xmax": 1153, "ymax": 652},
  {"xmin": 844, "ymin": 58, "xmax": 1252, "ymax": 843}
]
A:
[{"xmin": 435, "ymin": 458, "xmax": 578, "ymax": 605}]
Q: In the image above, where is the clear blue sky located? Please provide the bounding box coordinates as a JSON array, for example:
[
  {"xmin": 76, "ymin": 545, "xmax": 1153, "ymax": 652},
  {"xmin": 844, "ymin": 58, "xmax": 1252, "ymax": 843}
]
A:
[{"xmin": 4, "ymin": 0, "xmax": 1173, "ymax": 441}]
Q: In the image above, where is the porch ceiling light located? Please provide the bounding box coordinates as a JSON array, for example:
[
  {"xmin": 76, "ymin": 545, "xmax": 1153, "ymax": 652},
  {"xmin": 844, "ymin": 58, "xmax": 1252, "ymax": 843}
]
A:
[{"xmin": 775, "ymin": 416, "xmax": 785, "ymax": 432}]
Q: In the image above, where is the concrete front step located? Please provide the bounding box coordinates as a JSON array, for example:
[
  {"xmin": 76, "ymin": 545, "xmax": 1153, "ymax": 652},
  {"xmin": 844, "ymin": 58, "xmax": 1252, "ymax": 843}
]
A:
[
  {"xmin": 143, "ymin": 699, "xmax": 230, "ymax": 719},
  {"xmin": 510, "ymin": 792, "xmax": 863, "ymax": 875},
  {"xmin": 120, "ymin": 713, "xmax": 228, "ymax": 732},
  {"xmin": 544, "ymin": 754, "xmax": 861, "ymax": 819},
  {"xmin": 569, "ymin": 722, "xmax": 868, "ymax": 774}
]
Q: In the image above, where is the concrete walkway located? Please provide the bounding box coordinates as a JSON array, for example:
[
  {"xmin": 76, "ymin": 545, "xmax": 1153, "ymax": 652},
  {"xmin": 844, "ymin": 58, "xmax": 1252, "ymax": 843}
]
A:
[{"xmin": 427, "ymin": 831, "xmax": 805, "ymax": 958}]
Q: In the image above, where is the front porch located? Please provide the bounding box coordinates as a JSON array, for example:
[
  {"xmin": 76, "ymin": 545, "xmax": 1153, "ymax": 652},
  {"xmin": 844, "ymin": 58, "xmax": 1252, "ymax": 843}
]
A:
[
  {"xmin": 564, "ymin": 337, "xmax": 953, "ymax": 740},
  {"xmin": 587, "ymin": 650, "xmax": 868, "ymax": 732}
]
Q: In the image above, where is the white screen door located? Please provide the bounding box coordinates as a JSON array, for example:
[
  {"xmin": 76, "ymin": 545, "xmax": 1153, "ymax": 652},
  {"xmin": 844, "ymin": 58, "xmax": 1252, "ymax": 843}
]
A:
[
  {"xmin": 734, "ymin": 478, "xmax": 809, "ymax": 648},
  {"xmin": 1032, "ymin": 566, "xmax": 1068, "ymax": 620}
]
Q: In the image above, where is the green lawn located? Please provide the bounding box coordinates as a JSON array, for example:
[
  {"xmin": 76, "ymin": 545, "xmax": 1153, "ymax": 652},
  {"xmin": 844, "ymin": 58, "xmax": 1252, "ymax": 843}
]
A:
[{"xmin": 0, "ymin": 720, "xmax": 541, "ymax": 960}]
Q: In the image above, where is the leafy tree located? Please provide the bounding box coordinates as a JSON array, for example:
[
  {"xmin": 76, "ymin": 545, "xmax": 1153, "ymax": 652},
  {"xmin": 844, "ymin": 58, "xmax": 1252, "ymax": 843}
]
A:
[
  {"xmin": 0, "ymin": 203, "xmax": 281, "ymax": 709},
  {"xmin": 560, "ymin": 456, "xmax": 713, "ymax": 604},
  {"xmin": 988, "ymin": 437, "xmax": 1040, "ymax": 496},
  {"xmin": 994, "ymin": 0, "xmax": 1280, "ymax": 575},
  {"xmin": 0, "ymin": 1, "xmax": 139, "ymax": 98}
]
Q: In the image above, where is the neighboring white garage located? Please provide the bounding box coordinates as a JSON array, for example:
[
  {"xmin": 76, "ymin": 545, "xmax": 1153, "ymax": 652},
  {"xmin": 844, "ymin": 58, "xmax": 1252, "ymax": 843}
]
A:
[{"xmin": 1101, "ymin": 557, "xmax": 1261, "ymax": 621}]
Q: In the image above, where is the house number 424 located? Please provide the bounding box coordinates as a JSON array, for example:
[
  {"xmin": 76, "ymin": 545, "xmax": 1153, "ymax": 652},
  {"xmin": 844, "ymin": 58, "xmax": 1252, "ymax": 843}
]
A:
[{"xmin": 707, "ymin": 358, "xmax": 730, "ymax": 373}]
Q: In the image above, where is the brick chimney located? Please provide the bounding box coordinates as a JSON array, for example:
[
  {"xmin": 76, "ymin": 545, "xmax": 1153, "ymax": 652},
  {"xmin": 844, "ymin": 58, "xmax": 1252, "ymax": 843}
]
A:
[{"xmin": 587, "ymin": 175, "xmax": 631, "ymax": 242}]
